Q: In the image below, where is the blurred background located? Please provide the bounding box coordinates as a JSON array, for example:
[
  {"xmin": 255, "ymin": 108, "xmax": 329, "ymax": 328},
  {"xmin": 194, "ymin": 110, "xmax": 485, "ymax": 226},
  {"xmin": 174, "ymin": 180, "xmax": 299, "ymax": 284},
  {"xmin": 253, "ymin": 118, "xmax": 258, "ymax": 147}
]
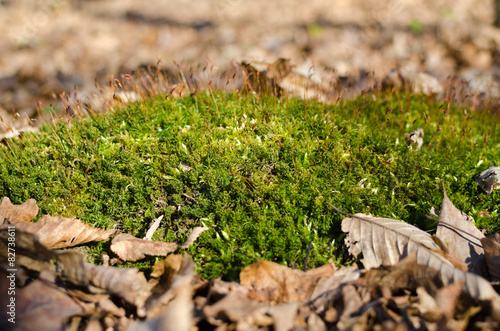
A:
[{"xmin": 1, "ymin": 0, "xmax": 500, "ymax": 132}]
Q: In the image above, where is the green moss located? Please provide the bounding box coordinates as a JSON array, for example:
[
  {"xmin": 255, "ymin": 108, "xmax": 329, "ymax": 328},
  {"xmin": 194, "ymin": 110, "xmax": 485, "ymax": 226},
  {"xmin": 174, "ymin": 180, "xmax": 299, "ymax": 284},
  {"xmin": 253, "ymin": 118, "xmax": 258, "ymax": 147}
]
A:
[{"xmin": 1, "ymin": 91, "xmax": 499, "ymax": 279}]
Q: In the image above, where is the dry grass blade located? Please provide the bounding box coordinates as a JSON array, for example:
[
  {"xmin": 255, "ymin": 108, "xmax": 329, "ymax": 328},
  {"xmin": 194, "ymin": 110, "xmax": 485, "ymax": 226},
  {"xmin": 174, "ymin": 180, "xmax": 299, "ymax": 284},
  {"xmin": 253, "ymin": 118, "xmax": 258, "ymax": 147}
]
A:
[
  {"xmin": 328, "ymin": 203, "xmax": 499, "ymax": 301},
  {"xmin": 178, "ymin": 226, "xmax": 210, "ymax": 249}
]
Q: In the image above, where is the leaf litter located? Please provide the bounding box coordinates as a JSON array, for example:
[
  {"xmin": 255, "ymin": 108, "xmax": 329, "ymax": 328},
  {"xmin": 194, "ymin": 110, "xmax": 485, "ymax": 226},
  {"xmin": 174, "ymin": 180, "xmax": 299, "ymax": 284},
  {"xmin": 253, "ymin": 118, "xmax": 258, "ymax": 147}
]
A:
[{"xmin": 2, "ymin": 184, "xmax": 500, "ymax": 330}]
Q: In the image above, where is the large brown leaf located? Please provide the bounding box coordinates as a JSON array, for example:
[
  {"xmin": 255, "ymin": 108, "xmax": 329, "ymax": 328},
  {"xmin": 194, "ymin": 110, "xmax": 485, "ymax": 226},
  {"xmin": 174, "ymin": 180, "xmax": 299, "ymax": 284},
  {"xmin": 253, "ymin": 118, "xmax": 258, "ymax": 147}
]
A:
[
  {"xmin": 0, "ymin": 197, "xmax": 38, "ymax": 224},
  {"xmin": 239, "ymin": 260, "xmax": 335, "ymax": 304},
  {"xmin": 436, "ymin": 182, "xmax": 485, "ymax": 274},
  {"xmin": 5, "ymin": 215, "xmax": 116, "ymax": 249},
  {"xmin": 336, "ymin": 206, "xmax": 498, "ymax": 301}
]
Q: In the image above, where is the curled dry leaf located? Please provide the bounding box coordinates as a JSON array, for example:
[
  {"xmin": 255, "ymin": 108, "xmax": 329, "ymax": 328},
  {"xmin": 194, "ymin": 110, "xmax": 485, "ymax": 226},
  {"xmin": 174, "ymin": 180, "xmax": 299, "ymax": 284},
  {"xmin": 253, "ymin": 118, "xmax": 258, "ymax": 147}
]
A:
[
  {"xmin": 337, "ymin": 207, "xmax": 498, "ymax": 301},
  {"xmin": 10, "ymin": 215, "xmax": 116, "ymax": 249},
  {"xmin": 134, "ymin": 255, "xmax": 195, "ymax": 331},
  {"xmin": 239, "ymin": 260, "xmax": 335, "ymax": 304},
  {"xmin": 0, "ymin": 197, "xmax": 38, "ymax": 224},
  {"xmin": 475, "ymin": 166, "xmax": 500, "ymax": 194},
  {"xmin": 56, "ymin": 251, "xmax": 150, "ymax": 317},
  {"xmin": 435, "ymin": 182, "xmax": 485, "ymax": 274},
  {"xmin": 112, "ymin": 226, "xmax": 209, "ymax": 261},
  {"xmin": 111, "ymin": 233, "xmax": 178, "ymax": 262}
]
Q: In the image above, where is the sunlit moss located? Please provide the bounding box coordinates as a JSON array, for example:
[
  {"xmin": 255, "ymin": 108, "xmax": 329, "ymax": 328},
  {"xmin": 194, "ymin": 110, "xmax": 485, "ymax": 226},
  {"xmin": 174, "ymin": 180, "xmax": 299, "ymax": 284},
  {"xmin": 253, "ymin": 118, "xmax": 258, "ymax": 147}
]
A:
[{"xmin": 1, "ymin": 90, "xmax": 498, "ymax": 279}]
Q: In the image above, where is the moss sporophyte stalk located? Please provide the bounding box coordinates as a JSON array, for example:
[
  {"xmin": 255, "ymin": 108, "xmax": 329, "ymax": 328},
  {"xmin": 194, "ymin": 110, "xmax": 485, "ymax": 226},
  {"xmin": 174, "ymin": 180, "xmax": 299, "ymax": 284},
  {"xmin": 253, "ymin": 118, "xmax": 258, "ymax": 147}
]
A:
[{"xmin": 0, "ymin": 91, "xmax": 498, "ymax": 279}]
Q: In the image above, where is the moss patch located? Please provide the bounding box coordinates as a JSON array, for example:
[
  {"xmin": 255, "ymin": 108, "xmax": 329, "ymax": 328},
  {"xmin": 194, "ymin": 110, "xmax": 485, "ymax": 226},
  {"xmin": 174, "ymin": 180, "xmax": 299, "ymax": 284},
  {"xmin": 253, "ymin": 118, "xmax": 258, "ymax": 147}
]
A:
[{"xmin": 1, "ymin": 91, "xmax": 498, "ymax": 279}]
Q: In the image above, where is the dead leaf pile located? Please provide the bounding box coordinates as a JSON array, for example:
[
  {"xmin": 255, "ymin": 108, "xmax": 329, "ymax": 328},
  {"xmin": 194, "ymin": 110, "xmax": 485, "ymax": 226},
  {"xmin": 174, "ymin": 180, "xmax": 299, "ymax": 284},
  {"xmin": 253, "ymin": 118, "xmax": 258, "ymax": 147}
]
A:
[
  {"xmin": 240, "ymin": 58, "xmax": 333, "ymax": 103},
  {"xmin": 1, "ymin": 180, "xmax": 500, "ymax": 330}
]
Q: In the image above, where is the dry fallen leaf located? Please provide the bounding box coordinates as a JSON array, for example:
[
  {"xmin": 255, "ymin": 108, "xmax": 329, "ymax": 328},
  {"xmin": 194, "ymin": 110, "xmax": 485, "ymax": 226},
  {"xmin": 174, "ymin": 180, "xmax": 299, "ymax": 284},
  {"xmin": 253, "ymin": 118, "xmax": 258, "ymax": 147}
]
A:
[
  {"xmin": 133, "ymin": 255, "xmax": 195, "ymax": 331},
  {"xmin": 144, "ymin": 215, "xmax": 164, "ymax": 240},
  {"xmin": 435, "ymin": 181, "xmax": 485, "ymax": 274},
  {"xmin": 383, "ymin": 69, "xmax": 443, "ymax": 94},
  {"xmin": 239, "ymin": 260, "xmax": 335, "ymax": 304},
  {"xmin": 241, "ymin": 58, "xmax": 329, "ymax": 102},
  {"xmin": 364, "ymin": 254, "xmax": 442, "ymax": 297},
  {"xmin": 480, "ymin": 236, "xmax": 500, "ymax": 280},
  {"xmin": 112, "ymin": 226, "xmax": 208, "ymax": 261},
  {"xmin": 56, "ymin": 251, "xmax": 150, "ymax": 317},
  {"xmin": 203, "ymin": 289, "xmax": 272, "ymax": 328},
  {"xmin": 0, "ymin": 197, "xmax": 38, "ymax": 224},
  {"xmin": 475, "ymin": 166, "xmax": 500, "ymax": 194},
  {"xmin": 333, "ymin": 204, "xmax": 498, "ymax": 301},
  {"xmin": 111, "ymin": 233, "xmax": 178, "ymax": 262},
  {"xmin": 241, "ymin": 60, "xmax": 283, "ymax": 97},
  {"xmin": 9, "ymin": 279, "xmax": 83, "ymax": 331},
  {"xmin": 0, "ymin": 228, "xmax": 56, "ymax": 273},
  {"xmin": 7, "ymin": 215, "xmax": 116, "ymax": 249}
]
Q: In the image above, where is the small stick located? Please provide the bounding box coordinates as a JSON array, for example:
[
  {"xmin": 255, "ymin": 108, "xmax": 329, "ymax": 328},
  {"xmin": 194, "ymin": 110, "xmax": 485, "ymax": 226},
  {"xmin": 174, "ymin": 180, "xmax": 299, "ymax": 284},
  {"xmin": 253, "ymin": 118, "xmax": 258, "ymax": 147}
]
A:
[{"xmin": 303, "ymin": 241, "xmax": 312, "ymax": 271}]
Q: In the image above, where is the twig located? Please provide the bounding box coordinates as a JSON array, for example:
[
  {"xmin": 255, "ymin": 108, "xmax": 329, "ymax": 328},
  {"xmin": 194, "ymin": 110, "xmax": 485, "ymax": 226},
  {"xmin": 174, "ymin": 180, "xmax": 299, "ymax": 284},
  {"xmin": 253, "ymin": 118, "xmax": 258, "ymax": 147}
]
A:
[
  {"xmin": 303, "ymin": 241, "xmax": 312, "ymax": 271},
  {"xmin": 326, "ymin": 202, "xmax": 353, "ymax": 217}
]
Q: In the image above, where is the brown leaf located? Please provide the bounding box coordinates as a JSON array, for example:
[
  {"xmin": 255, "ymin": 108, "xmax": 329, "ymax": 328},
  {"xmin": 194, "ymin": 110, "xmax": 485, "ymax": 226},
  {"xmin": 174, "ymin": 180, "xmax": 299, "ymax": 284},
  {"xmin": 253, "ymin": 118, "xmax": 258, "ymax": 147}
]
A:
[
  {"xmin": 436, "ymin": 182, "xmax": 485, "ymax": 274},
  {"xmin": 112, "ymin": 226, "xmax": 208, "ymax": 262},
  {"xmin": 480, "ymin": 237, "xmax": 500, "ymax": 280},
  {"xmin": 310, "ymin": 265, "xmax": 361, "ymax": 302},
  {"xmin": 382, "ymin": 69, "xmax": 443, "ymax": 94},
  {"xmin": 138, "ymin": 255, "xmax": 195, "ymax": 330},
  {"xmin": 241, "ymin": 58, "xmax": 329, "ymax": 102},
  {"xmin": 110, "ymin": 233, "xmax": 178, "ymax": 261},
  {"xmin": 148, "ymin": 254, "xmax": 189, "ymax": 295},
  {"xmin": 339, "ymin": 284, "xmax": 364, "ymax": 321},
  {"xmin": 0, "ymin": 197, "xmax": 38, "ymax": 224},
  {"xmin": 241, "ymin": 60, "xmax": 283, "ymax": 97},
  {"xmin": 56, "ymin": 251, "xmax": 150, "ymax": 317},
  {"xmin": 364, "ymin": 254, "xmax": 442, "ymax": 297},
  {"xmin": 435, "ymin": 281, "xmax": 464, "ymax": 320},
  {"xmin": 239, "ymin": 260, "xmax": 335, "ymax": 304},
  {"xmin": 203, "ymin": 290, "xmax": 270, "ymax": 326},
  {"xmin": 0, "ymin": 228, "xmax": 56, "ymax": 273},
  {"xmin": 8, "ymin": 279, "xmax": 83, "ymax": 330},
  {"xmin": 7, "ymin": 215, "xmax": 116, "ymax": 249},
  {"xmin": 338, "ymin": 208, "xmax": 498, "ymax": 301}
]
